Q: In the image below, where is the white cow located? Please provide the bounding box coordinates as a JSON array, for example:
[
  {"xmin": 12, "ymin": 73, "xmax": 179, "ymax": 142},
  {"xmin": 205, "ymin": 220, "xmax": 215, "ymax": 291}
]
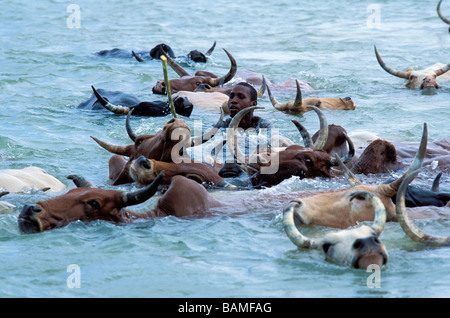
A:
[
  {"xmin": 0, "ymin": 167, "xmax": 66, "ymax": 193},
  {"xmin": 374, "ymin": 45, "xmax": 450, "ymax": 89}
]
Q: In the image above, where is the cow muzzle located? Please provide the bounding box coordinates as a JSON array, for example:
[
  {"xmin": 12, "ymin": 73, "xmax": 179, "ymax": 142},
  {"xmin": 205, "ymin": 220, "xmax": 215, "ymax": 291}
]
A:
[
  {"xmin": 351, "ymin": 235, "xmax": 388, "ymax": 269},
  {"xmin": 18, "ymin": 204, "xmax": 43, "ymax": 234}
]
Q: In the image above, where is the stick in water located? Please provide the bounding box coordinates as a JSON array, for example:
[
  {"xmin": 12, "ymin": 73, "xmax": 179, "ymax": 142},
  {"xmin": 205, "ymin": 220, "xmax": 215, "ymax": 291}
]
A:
[{"xmin": 160, "ymin": 55, "xmax": 177, "ymax": 118}]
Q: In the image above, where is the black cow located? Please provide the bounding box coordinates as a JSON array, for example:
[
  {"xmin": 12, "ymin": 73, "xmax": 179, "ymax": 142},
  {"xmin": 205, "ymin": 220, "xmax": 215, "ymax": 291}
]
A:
[
  {"xmin": 77, "ymin": 87, "xmax": 193, "ymax": 117},
  {"xmin": 386, "ymin": 173, "xmax": 450, "ymax": 207},
  {"xmin": 96, "ymin": 42, "xmax": 216, "ymax": 63}
]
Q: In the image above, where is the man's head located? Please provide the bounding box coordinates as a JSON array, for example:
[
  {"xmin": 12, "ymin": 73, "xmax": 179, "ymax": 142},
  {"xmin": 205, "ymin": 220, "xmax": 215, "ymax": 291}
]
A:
[{"xmin": 228, "ymin": 82, "xmax": 258, "ymax": 117}]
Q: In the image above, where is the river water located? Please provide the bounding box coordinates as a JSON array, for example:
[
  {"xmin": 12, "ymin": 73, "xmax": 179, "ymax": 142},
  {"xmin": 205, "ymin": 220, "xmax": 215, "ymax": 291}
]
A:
[{"xmin": 1, "ymin": 0, "xmax": 449, "ymax": 298}]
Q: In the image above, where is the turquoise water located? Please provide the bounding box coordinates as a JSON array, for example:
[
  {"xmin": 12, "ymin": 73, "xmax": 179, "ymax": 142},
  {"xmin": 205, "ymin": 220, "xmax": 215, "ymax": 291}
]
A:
[{"xmin": 1, "ymin": 0, "xmax": 449, "ymax": 297}]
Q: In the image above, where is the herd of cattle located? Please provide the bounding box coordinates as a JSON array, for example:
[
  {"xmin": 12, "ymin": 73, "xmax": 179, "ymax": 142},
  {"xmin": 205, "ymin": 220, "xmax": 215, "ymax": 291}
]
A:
[{"xmin": 2, "ymin": 1, "xmax": 450, "ymax": 270}]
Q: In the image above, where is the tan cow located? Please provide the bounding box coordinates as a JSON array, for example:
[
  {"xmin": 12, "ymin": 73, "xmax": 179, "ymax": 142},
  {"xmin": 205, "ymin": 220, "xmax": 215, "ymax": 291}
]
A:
[
  {"xmin": 282, "ymin": 123, "xmax": 428, "ymax": 229},
  {"xmin": 266, "ymin": 77, "xmax": 356, "ymax": 114},
  {"xmin": 283, "ymin": 191, "xmax": 388, "ymax": 269},
  {"xmin": 374, "ymin": 45, "xmax": 450, "ymax": 90}
]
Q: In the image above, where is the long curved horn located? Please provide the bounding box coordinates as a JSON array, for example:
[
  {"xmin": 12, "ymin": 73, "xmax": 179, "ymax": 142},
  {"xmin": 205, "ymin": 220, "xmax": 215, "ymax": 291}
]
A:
[
  {"xmin": 258, "ymin": 75, "xmax": 267, "ymax": 98},
  {"xmin": 92, "ymin": 86, "xmax": 131, "ymax": 115},
  {"xmin": 334, "ymin": 153, "xmax": 362, "ymax": 187},
  {"xmin": 190, "ymin": 107, "xmax": 225, "ymax": 147},
  {"xmin": 204, "ymin": 41, "xmax": 216, "ymax": 56},
  {"xmin": 374, "ymin": 45, "xmax": 409, "ymax": 79},
  {"xmin": 161, "ymin": 49, "xmax": 191, "ymax": 77},
  {"xmin": 348, "ymin": 191, "xmax": 386, "ymax": 236},
  {"xmin": 67, "ymin": 175, "xmax": 95, "ymax": 188},
  {"xmin": 90, "ymin": 136, "xmax": 132, "ymax": 156},
  {"xmin": 226, "ymin": 106, "xmax": 264, "ymax": 164},
  {"xmin": 267, "ymin": 79, "xmax": 303, "ymax": 111},
  {"xmin": 330, "ymin": 132, "xmax": 355, "ymax": 166},
  {"xmin": 437, "ymin": 0, "xmax": 450, "ymax": 25},
  {"xmin": 0, "ymin": 191, "xmax": 9, "ymax": 198},
  {"xmin": 379, "ymin": 123, "xmax": 428, "ymax": 197},
  {"xmin": 209, "ymin": 48, "xmax": 237, "ymax": 86},
  {"xmin": 307, "ymin": 106, "xmax": 328, "ymax": 150},
  {"xmin": 131, "ymin": 50, "xmax": 145, "ymax": 62},
  {"xmin": 290, "ymin": 106, "xmax": 329, "ymax": 150},
  {"xmin": 283, "ymin": 200, "xmax": 320, "ymax": 249},
  {"xmin": 125, "ymin": 110, "xmax": 137, "ymax": 142},
  {"xmin": 291, "ymin": 118, "xmax": 314, "ymax": 148},
  {"xmin": 396, "ymin": 170, "xmax": 449, "ymax": 245},
  {"xmin": 120, "ymin": 171, "xmax": 164, "ymax": 207},
  {"xmin": 431, "ymin": 172, "xmax": 442, "ymax": 192},
  {"xmin": 434, "ymin": 62, "xmax": 450, "ymax": 77}
]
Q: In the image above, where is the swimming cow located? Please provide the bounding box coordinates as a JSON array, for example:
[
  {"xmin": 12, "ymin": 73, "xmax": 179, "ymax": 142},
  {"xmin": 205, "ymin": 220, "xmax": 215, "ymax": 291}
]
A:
[
  {"xmin": 96, "ymin": 42, "xmax": 216, "ymax": 63},
  {"xmin": 152, "ymin": 48, "xmax": 237, "ymax": 94},
  {"xmin": 374, "ymin": 45, "xmax": 450, "ymax": 90},
  {"xmin": 91, "ymin": 109, "xmax": 225, "ymax": 185},
  {"xmin": 86, "ymin": 86, "xmax": 193, "ymax": 117},
  {"xmin": 267, "ymin": 78, "xmax": 356, "ymax": 115}
]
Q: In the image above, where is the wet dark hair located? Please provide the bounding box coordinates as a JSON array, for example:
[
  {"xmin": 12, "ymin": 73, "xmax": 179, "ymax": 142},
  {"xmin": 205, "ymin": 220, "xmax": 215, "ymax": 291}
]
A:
[{"xmin": 235, "ymin": 82, "xmax": 257, "ymax": 102}]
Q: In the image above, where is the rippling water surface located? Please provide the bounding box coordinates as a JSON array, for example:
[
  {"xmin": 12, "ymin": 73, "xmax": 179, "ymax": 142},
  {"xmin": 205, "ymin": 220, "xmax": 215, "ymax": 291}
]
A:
[{"xmin": 1, "ymin": 0, "xmax": 450, "ymax": 298}]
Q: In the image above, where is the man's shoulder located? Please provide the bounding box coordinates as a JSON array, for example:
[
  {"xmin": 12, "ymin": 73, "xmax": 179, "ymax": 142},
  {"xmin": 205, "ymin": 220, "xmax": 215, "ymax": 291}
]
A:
[{"xmin": 254, "ymin": 116, "xmax": 274, "ymax": 128}]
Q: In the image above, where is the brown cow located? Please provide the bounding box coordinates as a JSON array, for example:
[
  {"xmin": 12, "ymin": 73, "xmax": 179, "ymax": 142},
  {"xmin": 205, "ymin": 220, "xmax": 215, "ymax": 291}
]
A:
[
  {"xmin": 91, "ymin": 109, "xmax": 224, "ymax": 185},
  {"xmin": 267, "ymin": 78, "xmax": 356, "ymax": 114},
  {"xmin": 17, "ymin": 172, "xmax": 224, "ymax": 234},
  {"xmin": 374, "ymin": 45, "xmax": 450, "ymax": 90},
  {"xmin": 17, "ymin": 171, "xmax": 390, "ymax": 269},
  {"xmin": 226, "ymin": 106, "xmax": 354, "ymax": 186},
  {"xmin": 438, "ymin": 0, "xmax": 450, "ymax": 32},
  {"xmin": 129, "ymin": 155, "xmax": 236, "ymax": 188},
  {"xmin": 152, "ymin": 48, "xmax": 237, "ymax": 94}
]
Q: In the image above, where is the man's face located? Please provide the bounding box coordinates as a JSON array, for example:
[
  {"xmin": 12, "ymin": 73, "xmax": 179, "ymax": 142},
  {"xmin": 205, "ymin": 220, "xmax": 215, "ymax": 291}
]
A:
[{"xmin": 228, "ymin": 85, "xmax": 256, "ymax": 117}]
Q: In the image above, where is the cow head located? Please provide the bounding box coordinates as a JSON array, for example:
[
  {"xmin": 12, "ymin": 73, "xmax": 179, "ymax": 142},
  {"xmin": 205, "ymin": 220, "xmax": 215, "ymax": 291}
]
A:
[
  {"xmin": 152, "ymin": 48, "xmax": 237, "ymax": 94},
  {"xmin": 438, "ymin": 0, "xmax": 450, "ymax": 32},
  {"xmin": 349, "ymin": 139, "xmax": 401, "ymax": 175},
  {"xmin": 91, "ymin": 108, "xmax": 224, "ymax": 184},
  {"xmin": 149, "ymin": 43, "xmax": 176, "ymax": 59},
  {"xmin": 283, "ymin": 191, "xmax": 388, "ymax": 269},
  {"xmin": 267, "ymin": 78, "xmax": 356, "ymax": 114},
  {"xmin": 187, "ymin": 41, "xmax": 216, "ymax": 62},
  {"xmin": 374, "ymin": 45, "xmax": 450, "ymax": 90},
  {"xmin": 285, "ymin": 123, "xmax": 428, "ymax": 229},
  {"xmin": 225, "ymin": 105, "xmax": 354, "ymax": 186},
  {"xmin": 129, "ymin": 155, "xmax": 236, "ymax": 188},
  {"xmin": 18, "ymin": 173, "xmax": 164, "ymax": 234}
]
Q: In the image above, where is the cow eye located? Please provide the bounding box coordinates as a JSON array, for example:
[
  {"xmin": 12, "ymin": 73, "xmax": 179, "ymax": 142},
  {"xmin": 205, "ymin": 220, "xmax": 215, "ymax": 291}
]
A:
[
  {"xmin": 87, "ymin": 200, "xmax": 100, "ymax": 210},
  {"xmin": 410, "ymin": 75, "xmax": 416, "ymax": 79},
  {"xmin": 322, "ymin": 243, "xmax": 332, "ymax": 253}
]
